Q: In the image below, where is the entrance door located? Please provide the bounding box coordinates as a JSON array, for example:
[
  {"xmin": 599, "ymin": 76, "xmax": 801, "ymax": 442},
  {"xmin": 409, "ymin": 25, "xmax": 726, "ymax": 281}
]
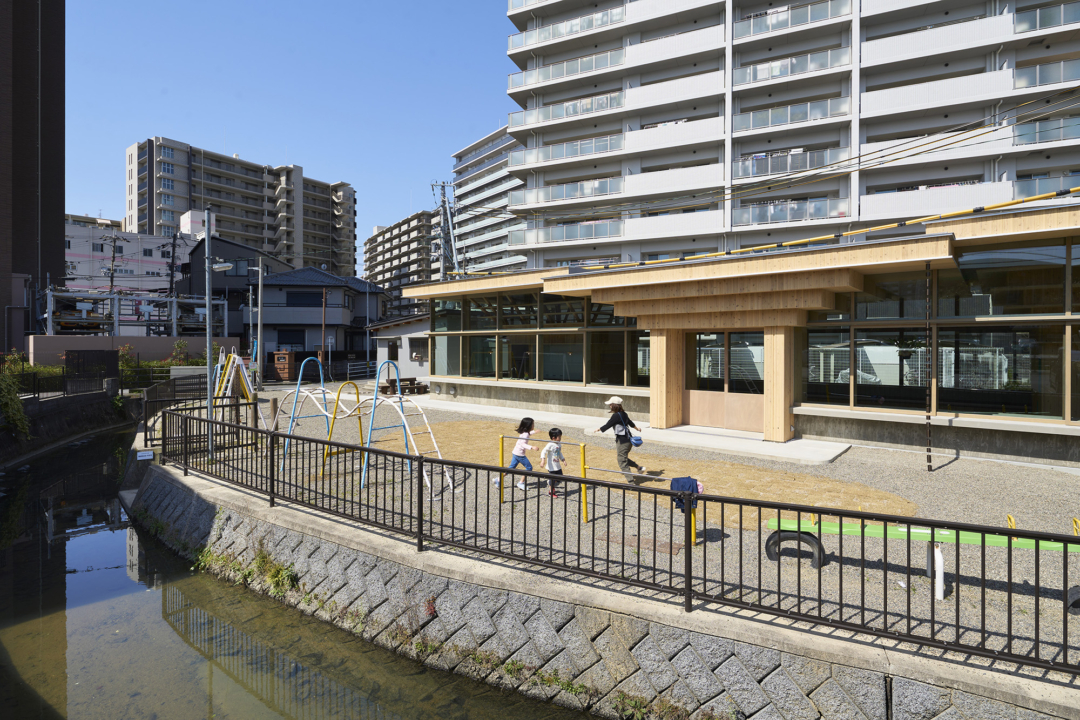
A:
[{"xmin": 683, "ymin": 330, "xmax": 765, "ymax": 432}]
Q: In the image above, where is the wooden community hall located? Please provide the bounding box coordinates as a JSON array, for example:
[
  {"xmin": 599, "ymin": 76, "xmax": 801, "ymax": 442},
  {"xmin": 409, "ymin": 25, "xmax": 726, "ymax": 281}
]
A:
[{"xmin": 405, "ymin": 206, "xmax": 1080, "ymax": 465}]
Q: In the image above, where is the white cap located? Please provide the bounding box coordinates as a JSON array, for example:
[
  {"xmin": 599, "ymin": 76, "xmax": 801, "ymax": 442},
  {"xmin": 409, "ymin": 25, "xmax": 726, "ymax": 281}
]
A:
[{"xmin": 603, "ymin": 396, "xmax": 623, "ymax": 406}]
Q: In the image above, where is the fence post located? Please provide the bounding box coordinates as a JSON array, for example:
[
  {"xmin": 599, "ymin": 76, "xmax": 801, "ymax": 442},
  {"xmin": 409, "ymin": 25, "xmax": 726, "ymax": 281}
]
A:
[
  {"xmin": 268, "ymin": 433, "xmax": 277, "ymax": 508},
  {"xmin": 416, "ymin": 456, "xmax": 425, "ymax": 552},
  {"xmin": 182, "ymin": 413, "xmax": 189, "ymax": 476},
  {"xmin": 683, "ymin": 491, "xmax": 693, "ymax": 612}
]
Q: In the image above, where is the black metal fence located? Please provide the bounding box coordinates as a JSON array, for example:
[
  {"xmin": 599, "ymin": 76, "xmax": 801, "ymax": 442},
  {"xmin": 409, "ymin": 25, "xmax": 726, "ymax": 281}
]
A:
[
  {"xmin": 120, "ymin": 367, "xmax": 174, "ymax": 393},
  {"xmin": 159, "ymin": 408, "xmax": 1080, "ymax": 675},
  {"xmin": 11, "ymin": 370, "xmax": 107, "ymax": 399},
  {"xmin": 65, "ymin": 349, "xmax": 119, "ymax": 377},
  {"xmin": 142, "ymin": 375, "xmax": 210, "ymax": 446}
]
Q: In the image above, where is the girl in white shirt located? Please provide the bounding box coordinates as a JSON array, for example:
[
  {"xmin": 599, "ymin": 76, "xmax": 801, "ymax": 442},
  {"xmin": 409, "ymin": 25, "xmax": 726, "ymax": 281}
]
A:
[{"xmin": 505, "ymin": 417, "xmax": 537, "ymax": 491}]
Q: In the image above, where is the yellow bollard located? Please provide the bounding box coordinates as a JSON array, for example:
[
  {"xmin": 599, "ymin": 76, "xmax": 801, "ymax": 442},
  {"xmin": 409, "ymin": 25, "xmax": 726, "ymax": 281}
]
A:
[
  {"xmin": 580, "ymin": 446, "xmax": 589, "ymax": 524},
  {"xmin": 1007, "ymin": 514, "xmax": 1016, "ymax": 530},
  {"xmin": 690, "ymin": 507, "xmax": 697, "ymax": 546},
  {"xmin": 1072, "ymin": 517, "xmax": 1079, "ymax": 536},
  {"xmin": 499, "ymin": 437, "xmax": 505, "ymax": 504}
]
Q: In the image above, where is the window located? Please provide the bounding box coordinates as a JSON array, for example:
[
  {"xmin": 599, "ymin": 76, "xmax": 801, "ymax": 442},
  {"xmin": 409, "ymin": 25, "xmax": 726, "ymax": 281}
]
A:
[
  {"xmin": 937, "ymin": 241, "xmax": 1065, "ymax": 317},
  {"xmin": 161, "ymin": 250, "xmax": 171, "ymax": 258},
  {"xmin": 500, "ymin": 335, "xmax": 536, "ymax": 379},
  {"xmin": 224, "ymin": 259, "xmax": 249, "ymax": 276},
  {"xmin": 499, "ymin": 293, "xmax": 538, "ymax": 328},
  {"xmin": 802, "ymin": 328, "xmax": 850, "ymax": 405},
  {"xmin": 433, "ymin": 336, "xmax": 461, "ymax": 375},
  {"xmin": 277, "ymin": 329, "xmax": 305, "ymax": 350},
  {"xmin": 542, "ymin": 294, "xmax": 584, "ymax": 326},
  {"xmin": 286, "ymin": 291, "xmax": 322, "ymax": 307},
  {"xmin": 161, "ymin": 146, "xmax": 174, "ymax": 159},
  {"xmin": 161, "ymin": 178, "xmax": 174, "ymax": 190},
  {"xmin": 464, "ymin": 336, "xmax": 496, "ymax": 377},
  {"xmin": 540, "ymin": 334, "xmax": 584, "ymax": 382},
  {"xmin": 115, "ymin": 245, "xmax": 124, "ymax": 254},
  {"xmin": 161, "ymin": 162, "xmax": 174, "ymax": 174},
  {"xmin": 855, "ymin": 329, "xmax": 927, "ymax": 409},
  {"xmin": 65, "ymin": 240, "xmax": 71, "ymax": 249},
  {"xmin": 856, "ymin": 273, "xmax": 928, "ymax": 320},
  {"xmin": 729, "ymin": 332, "xmax": 765, "ymax": 394},
  {"xmin": 629, "ymin": 331, "xmax": 650, "ymax": 387},
  {"xmin": 646, "ymin": 253, "xmax": 672, "ymax": 261},
  {"xmin": 92, "ymin": 243, "xmax": 104, "ymax": 252},
  {"xmin": 589, "ymin": 302, "xmax": 625, "ymax": 326},
  {"xmin": 588, "ymin": 332, "xmax": 625, "ymax": 385},
  {"xmin": 161, "ymin": 194, "xmax": 174, "ymax": 206},
  {"xmin": 161, "ymin": 210, "xmax": 174, "ymax": 223},
  {"xmin": 160, "ymin": 228, "xmax": 172, "ymax": 237},
  {"xmin": 465, "ymin": 295, "xmax": 497, "ymax": 330},
  {"xmin": 686, "ymin": 333, "xmax": 725, "ymax": 391},
  {"xmin": 388, "ymin": 340, "xmax": 399, "ymax": 362},
  {"xmin": 143, "ymin": 249, "xmax": 154, "ymax": 257}
]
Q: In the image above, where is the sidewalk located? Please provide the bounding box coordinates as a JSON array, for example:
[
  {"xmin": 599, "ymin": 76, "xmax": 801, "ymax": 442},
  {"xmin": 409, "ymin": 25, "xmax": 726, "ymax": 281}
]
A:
[{"xmin": 406, "ymin": 395, "xmax": 850, "ymax": 466}]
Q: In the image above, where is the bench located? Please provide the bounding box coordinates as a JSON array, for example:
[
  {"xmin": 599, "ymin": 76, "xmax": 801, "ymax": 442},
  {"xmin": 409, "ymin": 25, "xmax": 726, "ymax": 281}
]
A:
[
  {"xmin": 765, "ymin": 517, "xmax": 1080, "ymax": 606},
  {"xmin": 380, "ymin": 378, "xmax": 429, "ymax": 396}
]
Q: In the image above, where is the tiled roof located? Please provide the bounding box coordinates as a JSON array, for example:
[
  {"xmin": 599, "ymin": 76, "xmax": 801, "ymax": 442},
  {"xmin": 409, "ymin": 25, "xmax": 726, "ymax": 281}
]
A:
[{"xmin": 260, "ymin": 267, "xmax": 384, "ymax": 294}]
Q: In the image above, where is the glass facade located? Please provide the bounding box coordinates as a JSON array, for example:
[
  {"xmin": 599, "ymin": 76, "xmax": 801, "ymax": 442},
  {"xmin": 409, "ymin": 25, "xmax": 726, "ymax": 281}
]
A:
[
  {"xmin": 856, "ymin": 272, "xmax": 928, "ymax": 320},
  {"xmin": 542, "ymin": 294, "xmax": 585, "ymax": 326},
  {"xmin": 588, "ymin": 302, "xmax": 625, "ymax": 326},
  {"xmin": 433, "ymin": 298, "xmax": 462, "ymax": 332},
  {"xmin": 937, "ymin": 326, "xmax": 1063, "ymax": 417},
  {"xmin": 1073, "ymin": 328, "xmax": 1080, "ymax": 421},
  {"xmin": 729, "ymin": 332, "xmax": 765, "ymax": 394},
  {"xmin": 855, "ymin": 329, "xmax": 928, "ymax": 409},
  {"xmin": 686, "ymin": 332, "xmax": 725, "ymax": 391},
  {"xmin": 629, "ymin": 331, "xmax": 650, "ymax": 387},
  {"xmin": 802, "ymin": 328, "xmax": 849, "ymax": 405},
  {"xmin": 433, "ymin": 335, "xmax": 460, "ymax": 376},
  {"xmin": 541, "ymin": 334, "xmax": 584, "ymax": 382},
  {"xmin": 501, "ymin": 335, "xmax": 536, "ymax": 380},
  {"xmin": 464, "ymin": 336, "xmax": 496, "ymax": 377},
  {"xmin": 937, "ymin": 241, "xmax": 1066, "ymax": 317},
  {"xmin": 588, "ymin": 332, "xmax": 625, "ymax": 385},
  {"xmin": 466, "ymin": 296, "xmax": 497, "ymax": 330},
  {"xmin": 499, "ymin": 293, "xmax": 538, "ymax": 328}
]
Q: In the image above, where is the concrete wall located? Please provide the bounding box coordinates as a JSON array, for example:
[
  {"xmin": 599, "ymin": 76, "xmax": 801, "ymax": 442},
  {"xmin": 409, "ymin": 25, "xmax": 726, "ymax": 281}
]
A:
[
  {"xmin": 28, "ymin": 335, "xmax": 239, "ymax": 366},
  {"xmin": 130, "ymin": 465, "xmax": 1079, "ymax": 720},
  {"xmin": 0, "ymin": 390, "xmax": 134, "ymax": 467},
  {"xmin": 374, "ymin": 319, "xmax": 429, "ymax": 380},
  {"xmin": 428, "ymin": 378, "xmax": 649, "ymax": 418}
]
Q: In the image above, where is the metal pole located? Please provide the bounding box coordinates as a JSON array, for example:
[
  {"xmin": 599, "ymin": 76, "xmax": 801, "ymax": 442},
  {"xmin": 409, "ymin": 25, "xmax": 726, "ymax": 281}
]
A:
[
  {"xmin": 256, "ymin": 265, "xmax": 264, "ymax": 391},
  {"xmin": 683, "ymin": 491, "xmax": 693, "ymax": 612},
  {"xmin": 320, "ymin": 287, "xmax": 326, "ymax": 366},
  {"xmin": 416, "ymin": 457, "xmax": 424, "ymax": 552},
  {"xmin": 925, "ymin": 260, "xmax": 931, "ymax": 472},
  {"xmin": 205, "ymin": 208, "xmax": 214, "ymax": 460}
]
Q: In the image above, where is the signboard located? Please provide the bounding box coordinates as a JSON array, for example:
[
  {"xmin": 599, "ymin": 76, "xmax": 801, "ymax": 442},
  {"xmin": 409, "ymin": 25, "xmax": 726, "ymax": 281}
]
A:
[
  {"xmin": 326, "ymin": 335, "xmax": 335, "ymax": 347},
  {"xmin": 139, "ymin": 304, "xmax": 154, "ymax": 315},
  {"xmin": 76, "ymin": 302, "xmax": 93, "ymax": 310},
  {"xmin": 136, "ymin": 450, "xmax": 154, "ymax": 461}
]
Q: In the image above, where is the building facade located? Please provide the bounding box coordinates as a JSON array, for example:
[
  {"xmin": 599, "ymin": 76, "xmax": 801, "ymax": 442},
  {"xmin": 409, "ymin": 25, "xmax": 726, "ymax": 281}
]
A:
[
  {"xmin": 451, "ymin": 127, "xmax": 528, "ymax": 273},
  {"xmin": 64, "ymin": 224, "xmax": 191, "ymax": 293},
  {"xmin": 364, "ymin": 212, "xmax": 438, "ymax": 317},
  {"xmin": 504, "ymin": 0, "xmax": 1080, "ymax": 267},
  {"xmin": 124, "ymin": 138, "xmax": 357, "ymax": 276},
  {"xmin": 0, "ymin": 0, "xmax": 65, "ymax": 351}
]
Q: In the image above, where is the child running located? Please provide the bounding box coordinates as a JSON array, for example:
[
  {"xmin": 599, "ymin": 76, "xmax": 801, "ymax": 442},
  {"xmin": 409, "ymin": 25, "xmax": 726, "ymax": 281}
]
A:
[
  {"xmin": 539, "ymin": 427, "xmax": 567, "ymax": 498},
  {"xmin": 504, "ymin": 417, "xmax": 537, "ymax": 491}
]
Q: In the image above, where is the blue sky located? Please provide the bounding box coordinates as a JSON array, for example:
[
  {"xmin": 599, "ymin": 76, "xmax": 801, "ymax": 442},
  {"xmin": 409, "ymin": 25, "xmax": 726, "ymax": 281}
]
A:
[{"xmin": 65, "ymin": 0, "xmax": 518, "ymax": 273}]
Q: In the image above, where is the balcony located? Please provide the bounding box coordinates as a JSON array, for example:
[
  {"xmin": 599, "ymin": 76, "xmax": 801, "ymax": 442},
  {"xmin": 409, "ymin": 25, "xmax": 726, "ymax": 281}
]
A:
[
  {"xmin": 138, "ymin": 212, "xmax": 148, "ymax": 223},
  {"xmin": 733, "ymin": 198, "xmax": 848, "ymax": 226},
  {"xmin": 510, "ymin": 177, "xmax": 622, "ymax": 206},
  {"xmin": 1015, "ymin": 177, "xmax": 1080, "ymax": 200},
  {"xmin": 860, "ymin": 181, "xmax": 1013, "ymax": 221},
  {"xmin": 137, "ymin": 149, "xmax": 147, "ymax": 161},
  {"xmin": 511, "ymin": 164, "xmax": 723, "ymax": 210},
  {"xmin": 860, "ymin": 130, "xmax": 1013, "ymax": 167},
  {"xmin": 137, "ymin": 180, "xmax": 147, "ymax": 192},
  {"xmin": 509, "ymin": 219, "xmax": 623, "ymax": 245},
  {"xmin": 734, "ymin": 0, "xmax": 850, "ymax": 40},
  {"xmin": 861, "ymin": 14, "xmax": 1013, "ymax": 67},
  {"xmin": 733, "ymin": 96, "xmax": 849, "ymax": 133},
  {"xmin": 1014, "ymin": 117, "xmax": 1080, "ymax": 146},
  {"xmin": 733, "ymin": 47, "xmax": 849, "ymax": 87},
  {"xmin": 1015, "ymin": 58, "xmax": 1080, "ymax": 89},
  {"xmin": 510, "ymin": 47, "xmax": 624, "ymax": 90},
  {"xmin": 861, "ymin": 70, "xmax": 1014, "ymax": 118},
  {"xmin": 509, "ymin": 5, "xmax": 624, "ymax": 51},
  {"xmin": 452, "ymin": 134, "xmax": 517, "ymax": 172},
  {"xmin": 624, "ymin": 208, "xmax": 724, "ymax": 241},
  {"xmin": 509, "ymin": 90, "xmax": 623, "ymax": 128},
  {"xmin": 733, "ymin": 147, "xmax": 849, "ymax": 181},
  {"xmin": 1016, "ymin": 2, "xmax": 1080, "ymax": 33}
]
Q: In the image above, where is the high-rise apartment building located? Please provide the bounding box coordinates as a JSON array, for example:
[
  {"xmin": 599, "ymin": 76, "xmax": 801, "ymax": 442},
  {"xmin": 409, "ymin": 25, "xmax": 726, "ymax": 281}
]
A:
[
  {"xmin": 124, "ymin": 139, "xmax": 357, "ymax": 276},
  {"xmin": 364, "ymin": 211, "xmax": 438, "ymax": 317},
  {"xmin": 451, "ymin": 128, "xmax": 528, "ymax": 272},
  {"xmin": 504, "ymin": 0, "xmax": 1080, "ymax": 266}
]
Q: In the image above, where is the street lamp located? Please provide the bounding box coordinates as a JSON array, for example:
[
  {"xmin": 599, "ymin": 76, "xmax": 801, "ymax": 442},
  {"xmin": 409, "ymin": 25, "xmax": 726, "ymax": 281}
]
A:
[{"xmin": 247, "ymin": 263, "xmax": 264, "ymax": 391}]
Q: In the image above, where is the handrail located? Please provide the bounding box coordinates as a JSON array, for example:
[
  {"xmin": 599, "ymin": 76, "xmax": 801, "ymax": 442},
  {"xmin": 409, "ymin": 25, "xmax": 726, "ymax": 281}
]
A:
[
  {"xmin": 733, "ymin": 46, "xmax": 850, "ymax": 86},
  {"xmin": 508, "ymin": 5, "xmax": 625, "ymax": 51},
  {"xmin": 734, "ymin": 0, "xmax": 850, "ymax": 39},
  {"xmin": 509, "ymin": 47, "xmax": 624, "ymax": 89}
]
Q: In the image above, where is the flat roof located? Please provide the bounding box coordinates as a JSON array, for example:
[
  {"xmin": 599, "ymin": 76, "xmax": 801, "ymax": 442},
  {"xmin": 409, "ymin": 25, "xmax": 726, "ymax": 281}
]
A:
[{"xmin": 452, "ymin": 125, "xmax": 510, "ymax": 159}]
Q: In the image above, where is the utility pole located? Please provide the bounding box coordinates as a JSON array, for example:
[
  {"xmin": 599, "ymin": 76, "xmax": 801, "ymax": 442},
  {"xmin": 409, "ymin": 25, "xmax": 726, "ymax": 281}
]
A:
[
  {"xmin": 168, "ymin": 232, "xmax": 179, "ymax": 295},
  {"xmin": 256, "ymin": 264, "xmax": 264, "ymax": 391},
  {"xmin": 431, "ymin": 181, "xmax": 460, "ymax": 279},
  {"xmin": 320, "ymin": 287, "xmax": 327, "ymax": 366}
]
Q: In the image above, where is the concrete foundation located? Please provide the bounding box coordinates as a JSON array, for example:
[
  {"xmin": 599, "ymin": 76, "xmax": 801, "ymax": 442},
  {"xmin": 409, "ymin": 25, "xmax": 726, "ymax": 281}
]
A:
[
  {"xmin": 426, "ymin": 377, "xmax": 649, "ymax": 418},
  {"xmin": 130, "ymin": 463, "xmax": 1080, "ymax": 720}
]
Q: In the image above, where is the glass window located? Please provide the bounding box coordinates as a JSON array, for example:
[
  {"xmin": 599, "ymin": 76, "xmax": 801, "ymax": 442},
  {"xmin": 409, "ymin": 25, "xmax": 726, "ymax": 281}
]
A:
[
  {"xmin": 802, "ymin": 328, "xmax": 850, "ymax": 405},
  {"xmin": 92, "ymin": 243, "xmax": 104, "ymax": 252},
  {"xmin": 464, "ymin": 335, "xmax": 496, "ymax": 377},
  {"xmin": 542, "ymin": 294, "xmax": 584, "ymax": 327},
  {"xmin": 433, "ymin": 335, "xmax": 460, "ymax": 376},
  {"xmin": 808, "ymin": 292, "xmax": 851, "ymax": 322},
  {"xmin": 500, "ymin": 335, "xmax": 536, "ymax": 379},
  {"xmin": 161, "ymin": 210, "xmax": 174, "ymax": 223},
  {"xmin": 588, "ymin": 302, "xmax": 624, "ymax": 326},
  {"xmin": 938, "ymin": 325, "xmax": 1063, "ymax": 418},
  {"xmin": 433, "ymin": 298, "xmax": 462, "ymax": 332},
  {"xmin": 161, "ymin": 146, "xmax": 174, "ymax": 159},
  {"xmin": 540, "ymin": 333, "xmax": 584, "ymax": 382},
  {"xmin": 286, "ymin": 291, "xmax": 321, "ymax": 307},
  {"xmin": 937, "ymin": 241, "xmax": 1066, "ymax": 317},
  {"xmin": 225, "ymin": 259, "xmax": 249, "ymax": 276},
  {"xmin": 686, "ymin": 332, "xmax": 724, "ymax": 391},
  {"xmin": 855, "ymin": 329, "xmax": 928, "ymax": 409},
  {"xmin": 161, "ymin": 178, "xmax": 174, "ymax": 190},
  {"xmin": 161, "ymin": 162, "xmax": 174, "ymax": 174},
  {"xmin": 143, "ymin": 249, "xmax": 153, "ymax": 257},
  {"xmin": 729, "ymin": 332, "xmax": 764, "ymax": 394},
  {"xmin": 500, "ymin": 292, "xmax": 538, "ymax": 328},
  {"xmin": 1072, "ymin": 239, "xmax": 1080, "ymax": 312},
  {"xmin": 161, "ymin": 194, "xmax": 174, "ymax": 206},
  {"xmin": 588, "ymin": 331, "xmax": 625, "ymax": 385},
  {"xmin": 1073, "ymin": 328, "xmax": 1080, "ymax": 421},
  {"xmin": 629, "ymin": 331, "xmax": 650, "ymax": 387},
  {"xmin": 466, "ymin": 295, "xmax": 497, "ymax": 330},
  {"xmin": 856, "ymin": 272, "xmax": 928, "ymax": 320}
]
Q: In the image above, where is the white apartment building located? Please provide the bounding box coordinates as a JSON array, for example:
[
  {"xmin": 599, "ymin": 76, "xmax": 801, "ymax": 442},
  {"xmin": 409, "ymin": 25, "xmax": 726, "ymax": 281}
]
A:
[
  {"xmin": 504, "ymin": 0, "xmax": 1080, "ymax": 265},
  {"xmin": 124, "ymin": 138, "xmax": 358, "ymax": 276},
  {"xmin": 364, "ymin": 211, "xmax": 438, "ymax": 317},
  {"xmin": 451, "ymin": 128, "xmax": 528, "ymax": 272},
  {"xmin": 63, "ymin": 222, "xmax": 192, "ymax": 293}
]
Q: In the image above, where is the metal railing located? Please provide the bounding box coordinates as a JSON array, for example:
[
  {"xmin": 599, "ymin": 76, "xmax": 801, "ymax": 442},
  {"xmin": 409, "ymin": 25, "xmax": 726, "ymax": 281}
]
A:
[
  {"xmin": 510, "ymin": 47, "xmax": 624, "ymax": 89},
  {"xmin": 1015, "ymin": 1, "xmax": 1080, "ymax": 32},
  {"xmin": 509, "ymin": 176, "xmax": 623, "ymax": 206},
  {"xmin": 733, "ymin": 197, "xmax": 850, "ymax": 226},
  {"xmin": 1015, "ymin": 176, "xmax": 1078, "ymax": 199},
  {"xmin": 1013, "ymin": 117, "xmax": 1080, "ymax": 145},
  {"xmin": 142, "ymin": 375, "xmax": 210, "ymax": 446},
  {"xmin": 734, "ymin": 0, "xmax": 850, "ymax": 39},
  {"xmin": 733, "ymin": 96, "xmax": 850, "ymax": 132},
  {"xmin": 509, "ymin": 220, "xmax": 623, "ymax": 245},
  {"xmin": 733, "ymin": 147, "xmax": 849, "ymax": 180},
  {"xmin": 733, "ymin": 46, "xmax": 850, "ymax": 86},
  {"xmin": 119, "ymin": 367, "xmax": 174, "ymax": 393},
  {"xmin": 160, "ymin": 409, "xmax": 1080, "ymax": 675},
  {"xmin": 509, "ymin": 90, "xmax": 624, "ymax": 128},
  {"xmin": 509, "ymin": 133, "xmax": 624, "ymax": 167},
  {"xmin": 1014, "ymin": 58, "xmax": 1080, "ymax": 88},
  {"xmin": 509, "ymin": 5, "xmax": 625, "ymax": 50},
  {"xmin": 11, "ymin": 371, "xmax": 107, "ymax": 400}
]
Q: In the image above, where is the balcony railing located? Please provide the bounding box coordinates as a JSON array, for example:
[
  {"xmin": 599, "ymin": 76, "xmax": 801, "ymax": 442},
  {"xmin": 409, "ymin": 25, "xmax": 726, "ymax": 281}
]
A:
[
  {"xmin": 510, "ymin": 133, "xmax": 623, "ymax": 166},
  {"xmin": 734, "ymin": 46, "xmax": 849, "ymax": 86},
  {"xmin": 453, "ymin": 135, "xmax": 516, "ymax": 171},
  {"xmin": 1015, "ymin": 1, "xmax": 1080, "ymax": 32},
  {"xmin": 733, "ymin": 147, "xmax": 849, "ymax": 179},
  {"xmin": 1014, "ymin": 117, "xmax": 1080, "ymax": 145},
  {"xmin": 510, "ymin": 177, "xmax": 623, "ymax": 206},
  {"xmin": 509, "ymin": 90, "xmax": 624, "ymax": 128},
  {"xmin": 509, "ymin": 220, "xmax": 623, "ymax": 245},
  {"xmin": 137, "ymin": 181, "xmax": 147, "ymax": 192},
  {"xmin": 733, "ymin": 197, "xmax": 849, "ymax": 226},
  {"xmin": 509, "ymin": 6, "xmax": 625, "ymax": 50},
  {"xmin": 510, "ymin": 48, "xmax": 624, "ymax": 89},
  {"xmin": 734, "ymin": 0, "xmax": 850, "ymax": 40},
  {"xmin": 1014, "ymin": 58, "xmax": 1080, "ymax": 88},
  {"xmin": 733, "ymin": 96, "xmax": 849, "ymax": 132},
  {"xmin": 1014, "ymin": 176, "xmax": 1078, "ymax": 199}
]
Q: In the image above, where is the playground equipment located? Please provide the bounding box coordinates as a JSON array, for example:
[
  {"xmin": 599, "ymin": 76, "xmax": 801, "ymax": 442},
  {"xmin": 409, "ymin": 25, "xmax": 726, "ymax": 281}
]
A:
[{"xmin": 502, "ymin": 435, "xmax": 589, "ymax": 522}]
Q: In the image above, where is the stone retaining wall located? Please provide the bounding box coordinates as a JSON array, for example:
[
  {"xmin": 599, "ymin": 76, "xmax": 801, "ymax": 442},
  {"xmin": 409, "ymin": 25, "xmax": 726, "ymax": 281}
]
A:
[{"xmin": 130, "ymin": 465, "xmax": 1078, "ymax": 720}]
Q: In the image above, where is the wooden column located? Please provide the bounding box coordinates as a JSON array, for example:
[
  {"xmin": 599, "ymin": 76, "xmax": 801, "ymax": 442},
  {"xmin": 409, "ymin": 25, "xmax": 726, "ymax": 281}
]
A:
[
  {"xmin": 650, "ymin": 328, "xmax": 685, "ymax": 429},
  {"xmin": 764, "ymin": 326, "xmax": 795, "ymax": 442}
]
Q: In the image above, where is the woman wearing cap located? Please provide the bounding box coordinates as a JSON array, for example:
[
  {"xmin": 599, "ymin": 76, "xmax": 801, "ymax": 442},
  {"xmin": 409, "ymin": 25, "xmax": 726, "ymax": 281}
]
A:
[{"xmin": 595, "ymin": 397, "xmax": 646, "ymax": 482}]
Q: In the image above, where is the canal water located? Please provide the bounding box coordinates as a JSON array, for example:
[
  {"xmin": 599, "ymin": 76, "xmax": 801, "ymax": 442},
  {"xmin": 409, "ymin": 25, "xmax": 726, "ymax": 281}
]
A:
[{"xmin": 0, "ymin": 429, "xmax": 588, "ymax": 720}]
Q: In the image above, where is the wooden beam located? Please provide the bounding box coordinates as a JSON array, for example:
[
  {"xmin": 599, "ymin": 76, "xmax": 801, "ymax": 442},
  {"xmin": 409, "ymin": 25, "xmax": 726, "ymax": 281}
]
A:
[
  {"xmin": 402, "ymin": 267, "xmax": 569, "ymax": 300},
  {"xmin": 637, "ymin": 309, "xmax": 808, "ymax": 330},
  {"xmin": 649, "ymin": 329, "xmax": 684, "ymax": 429},
  {"xmin": 543, "ymin": 235, "xmax": 954, "ymax": 296},
  {"xmin": 616, "ymin": 290, "xmax": 834, "ymax": 317},
  {"xmin": 594, "ymin": 269, "xmax": 863, "ymax": 304},
  {"xmin": 763, "ymin": 326, "xmax": 795, "ymax": 442},
  {"xmin": 931, "ymin": 205, "xmax": 1080, "ymax": 244}
]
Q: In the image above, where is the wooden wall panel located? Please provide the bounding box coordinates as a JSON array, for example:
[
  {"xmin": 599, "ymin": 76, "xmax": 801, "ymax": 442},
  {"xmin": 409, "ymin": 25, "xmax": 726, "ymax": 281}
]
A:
[
  {"xmin": 763, "ymin": 326, "xmax": 795, "ymax": 442},
  {"xmin": 616, "ymin": 290, "xmax": 833, "ymax": 318},
  {"xmin": 650, "ymin": 329, "xmax": 685, "ymax": 429},
  {"xmin": 726, "ymin": 392, "xmax": 765, "ymax": 433},
  {"xmin": 684, "ymin": 390, "xmax": 725, "ymax": 427},
  {"xmin": 593, "ymin": 269, "xmax": 863, "ymax": 304},
  {"xmin": 638, "ymin": 310, "xmax": 807, "ymax": 330}
]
